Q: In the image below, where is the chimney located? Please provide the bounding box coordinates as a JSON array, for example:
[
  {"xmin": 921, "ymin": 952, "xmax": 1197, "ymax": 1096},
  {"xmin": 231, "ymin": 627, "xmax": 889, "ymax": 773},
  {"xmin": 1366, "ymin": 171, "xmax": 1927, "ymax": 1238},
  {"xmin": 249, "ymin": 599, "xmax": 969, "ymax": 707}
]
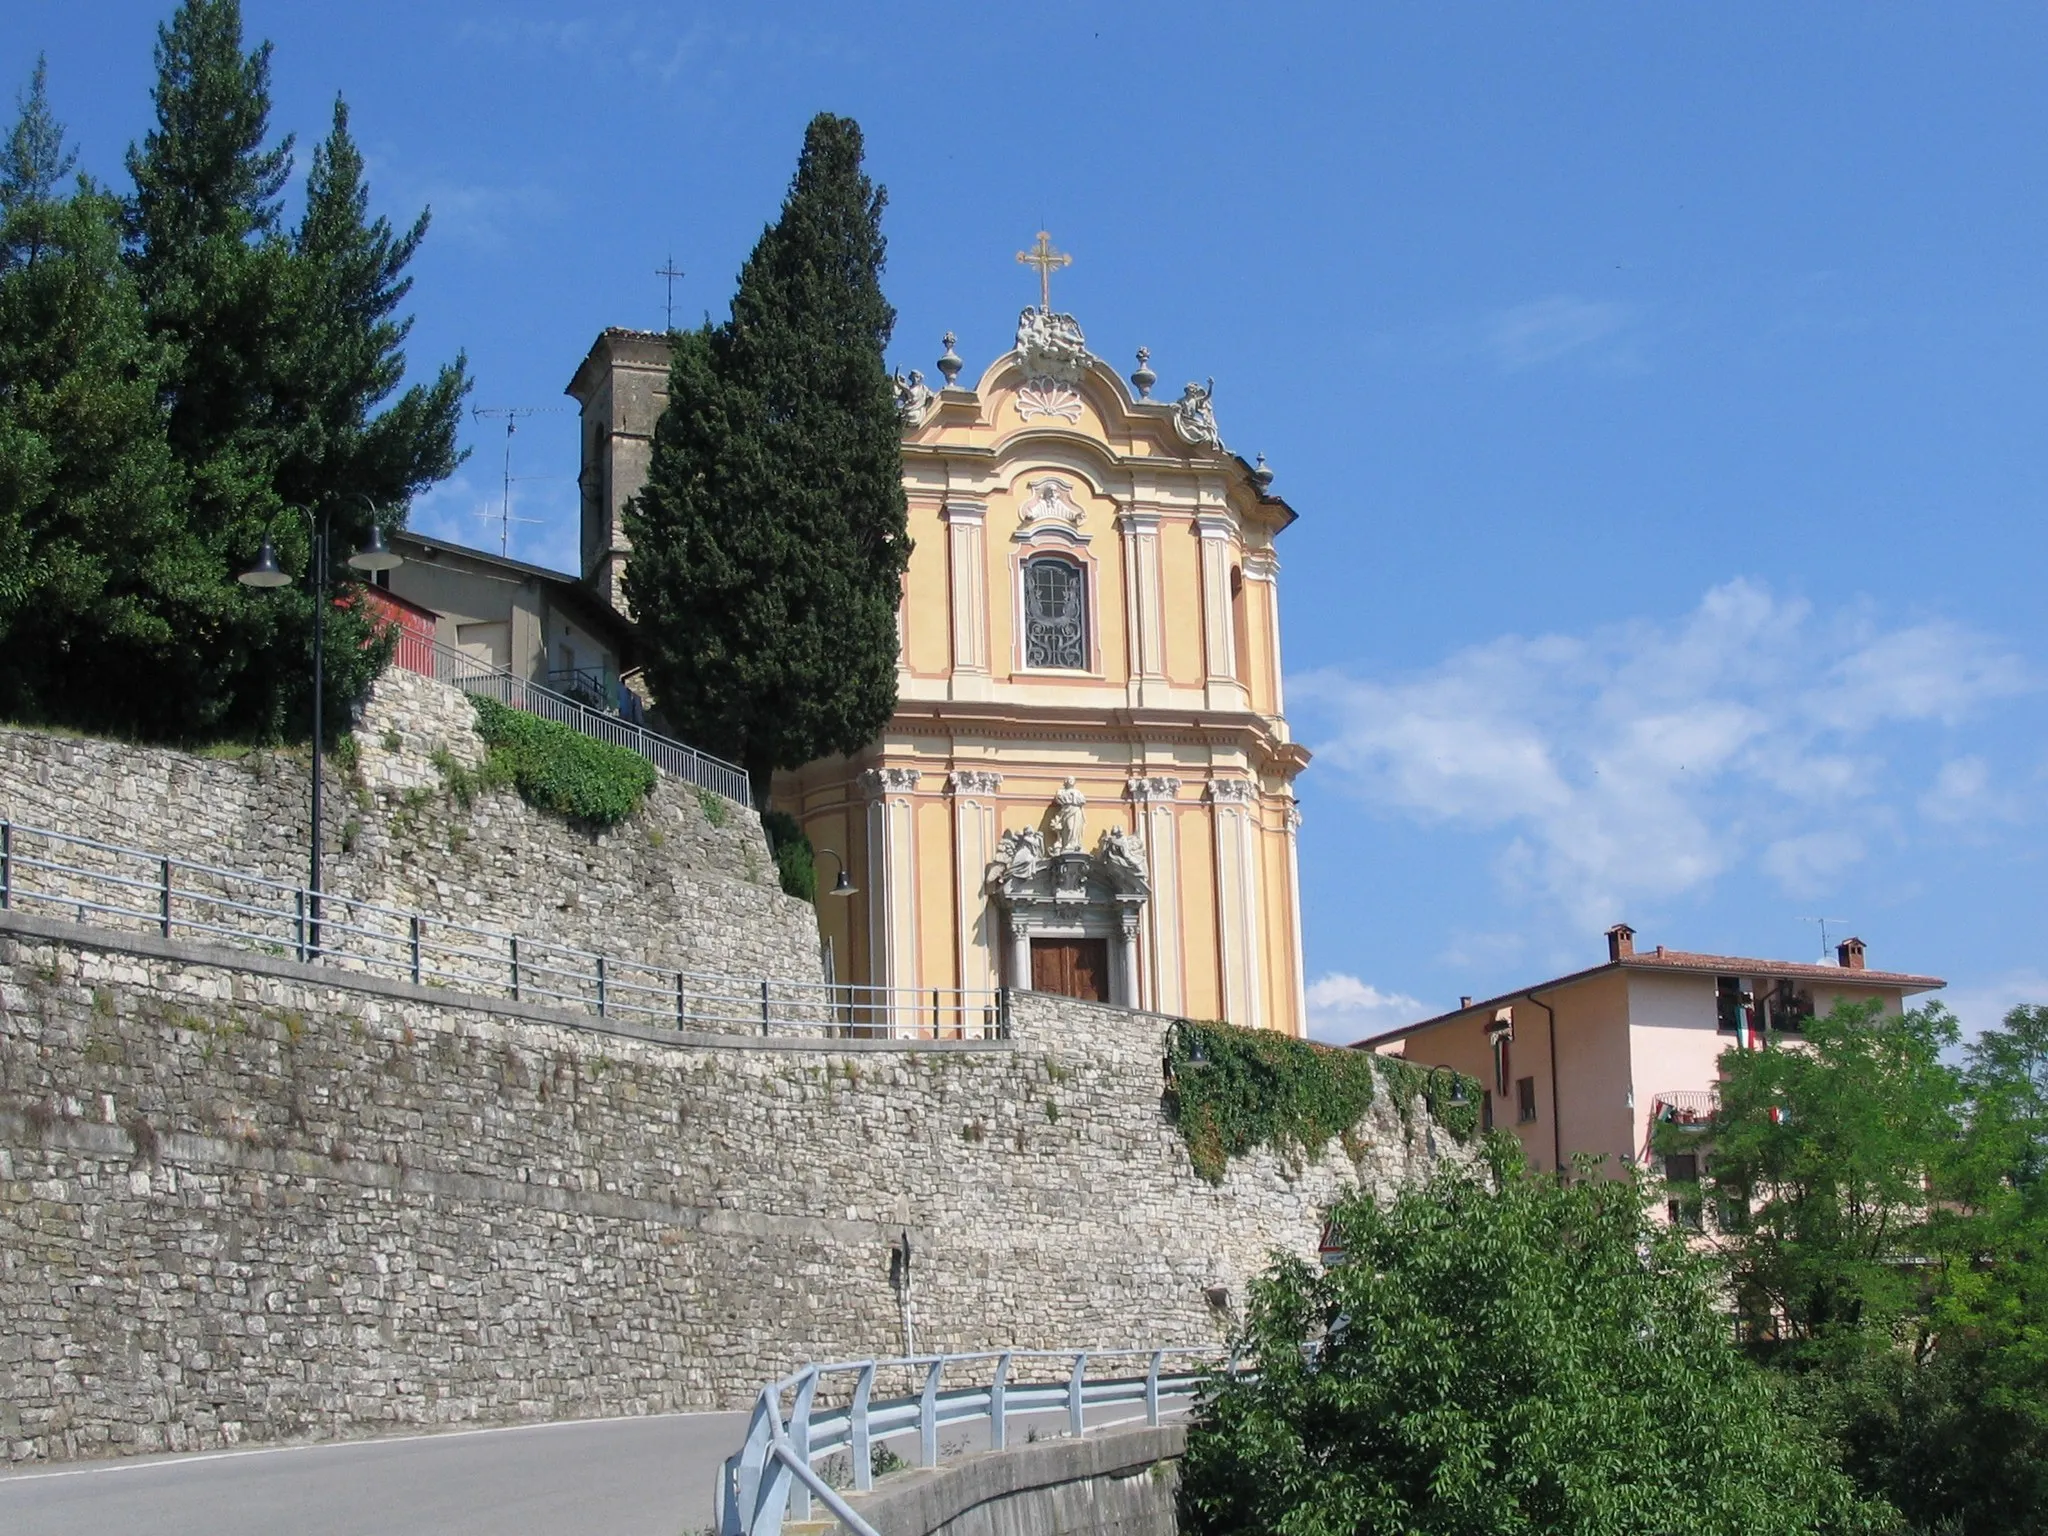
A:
[
  {"xmin": 1837, "ymin": 937, "xmax": 1867, "ymax": 971},
  {"xmin": 1459, "ymin": 996, "xmax": 1472, "ymax": 1008},
  {"xmin": 1606, "ymin": 923, "xmax": 1636, "ymax": 962}
]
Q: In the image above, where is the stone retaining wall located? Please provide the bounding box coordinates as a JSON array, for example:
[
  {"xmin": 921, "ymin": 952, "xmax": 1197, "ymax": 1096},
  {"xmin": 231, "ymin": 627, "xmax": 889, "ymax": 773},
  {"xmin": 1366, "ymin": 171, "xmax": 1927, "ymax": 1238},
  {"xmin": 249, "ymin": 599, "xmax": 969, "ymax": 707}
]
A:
[
  {"xmin": 0, "ymin": 668, "xmax": 824, "ymax": 986},
  {"xmin": 0, "ymin": 915, "xmax": 1476, "ymax": 1462}
]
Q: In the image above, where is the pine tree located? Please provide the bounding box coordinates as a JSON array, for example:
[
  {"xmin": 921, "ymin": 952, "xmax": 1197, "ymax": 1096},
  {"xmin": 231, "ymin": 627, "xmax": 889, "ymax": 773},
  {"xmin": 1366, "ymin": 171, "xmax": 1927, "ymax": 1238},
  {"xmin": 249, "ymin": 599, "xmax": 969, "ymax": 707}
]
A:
[
  {"xmin": 280, "ymin": 96, "xmax": 467, "ymax": 526},
  {"xmin": 0, "ymin": 61, "xmax": 203, "ymax": 729},
  {"xmin": 105, "ymin": 0, "xmax": 463, "ymax": 742},
  {"xmin": 625, "ymin": 114, "xmax": 911, "ymax": 805}
]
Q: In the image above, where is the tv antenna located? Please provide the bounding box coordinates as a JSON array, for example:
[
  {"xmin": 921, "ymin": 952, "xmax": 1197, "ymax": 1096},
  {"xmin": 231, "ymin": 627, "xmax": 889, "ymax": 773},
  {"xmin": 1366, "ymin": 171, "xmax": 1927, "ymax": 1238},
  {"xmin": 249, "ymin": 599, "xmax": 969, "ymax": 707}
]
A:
[
  {"xmin": 1802, "ymin": 917, "xmax": 1849, "ymax": 963},
  {"xmin": 656, "ymin": 254, "xmax": 685, "ymax": 329},
  {"xmin": 468, "ymin": 405, "xmax": 562, "ymax": 556}
]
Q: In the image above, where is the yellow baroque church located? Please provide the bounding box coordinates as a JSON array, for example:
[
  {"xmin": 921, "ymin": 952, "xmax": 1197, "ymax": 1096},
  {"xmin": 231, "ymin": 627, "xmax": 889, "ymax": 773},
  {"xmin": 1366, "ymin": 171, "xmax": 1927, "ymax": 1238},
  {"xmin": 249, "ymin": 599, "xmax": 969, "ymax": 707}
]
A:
[{"xmin": 568, "ymin": 239, "xmax": 1310, "ymax": 1033}]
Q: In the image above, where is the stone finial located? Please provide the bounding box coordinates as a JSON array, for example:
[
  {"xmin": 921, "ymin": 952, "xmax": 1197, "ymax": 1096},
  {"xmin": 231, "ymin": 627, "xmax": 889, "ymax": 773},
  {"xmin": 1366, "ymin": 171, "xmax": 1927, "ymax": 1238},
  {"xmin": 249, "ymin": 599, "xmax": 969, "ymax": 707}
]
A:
[
  {"xmin": 1252, "ymin": 453, "xmax": 1274, "ymax": 490},
  {"xmin": 1131, "ymin": 346, "xmax": 1156, "ymax": 400},
  {"xmin": 937, "ymin": 332, "xmax": 963, "ymax": 388}
]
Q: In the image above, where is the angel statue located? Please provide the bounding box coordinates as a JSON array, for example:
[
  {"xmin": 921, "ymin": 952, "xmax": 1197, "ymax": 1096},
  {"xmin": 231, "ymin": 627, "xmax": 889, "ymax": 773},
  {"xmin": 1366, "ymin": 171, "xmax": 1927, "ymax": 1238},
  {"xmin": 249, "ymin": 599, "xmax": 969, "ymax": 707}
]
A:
[
  {"xmin": 1098, "ymin": 825, "xmax": 1148, "ymax": 889},
  {"xmin": 1172, "ymin": 377, "xmax": 1223, "ymax": 450},
  {"xmin": 990, "ymin": 825, "xmax": 1046, "ymax": 885},
  {"xmin": 893, "ymin": 368, "xmax": 935, "ymax": 424}
]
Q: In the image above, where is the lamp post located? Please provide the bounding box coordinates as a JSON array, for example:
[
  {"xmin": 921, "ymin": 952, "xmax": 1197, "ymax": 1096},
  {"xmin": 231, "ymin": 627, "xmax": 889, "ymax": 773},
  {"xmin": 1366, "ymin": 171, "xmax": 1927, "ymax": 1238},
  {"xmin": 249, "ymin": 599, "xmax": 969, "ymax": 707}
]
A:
[
  {"xmin": 239, "ymin": 498, "xmax": 401, "ymax": 954},
  {"xmin": 813, "ymin": 847, "xmax": 858, "ymax": 899}
]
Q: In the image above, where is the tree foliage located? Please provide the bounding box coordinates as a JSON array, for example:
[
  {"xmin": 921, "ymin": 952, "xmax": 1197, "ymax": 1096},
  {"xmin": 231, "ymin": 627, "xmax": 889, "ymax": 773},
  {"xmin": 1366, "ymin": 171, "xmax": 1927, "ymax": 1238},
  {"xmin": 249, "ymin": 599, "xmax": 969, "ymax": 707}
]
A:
[
  {"xmin": 1182, "ymin": 1155, "xmax": 1883, "ymax": 1536},
  {"xmin": 1702, "ymin": 1001, "xmax": 2048, "ymax": 1533},
  {"xmin": 0, "ymin": 2, "xmax": 466, "ymax": 742},
  {"xmin": 1704, "ymin": 999, "xmax": 1962, "ymax": 1355},
  {"xmin": 624, "ymin": 113, "xmax": 911, "ymax": 804}
]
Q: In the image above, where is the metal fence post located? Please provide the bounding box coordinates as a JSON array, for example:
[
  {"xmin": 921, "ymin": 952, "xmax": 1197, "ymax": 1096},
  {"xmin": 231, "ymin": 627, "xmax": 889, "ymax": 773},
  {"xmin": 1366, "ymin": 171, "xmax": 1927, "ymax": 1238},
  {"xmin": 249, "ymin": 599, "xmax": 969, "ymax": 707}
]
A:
[
  {"xmin": 409, "ymin": 916, "xmax": 422, "ymax": 986},
  {"xmin": 509, "ymin": 936, "xmax": 520, "ymax": 1001},
  {"xmin": 0, "ymin": 820, "xmax": 10, "ymax": 909},
  {"xmin": 851, "ymin": 1362, "xmax": 876, "ymax": 1491},
  {"xmin": 919, "ymin": 1359, "xmax": 942, "ymax": 1468},
  {"xmin": 1145, "ymin": 1351, "xmax": 1163, "ymax": 1426},
  {"xmin": 760, "ymin": 979, "xmax": 771, "ymax": 1036},
  {"xmin": 788, "ymin": 1368, "xmax": 818, "ymax": 1522},
  {"xmin": 295, "ymin": 888, "xmax": 306, "ymax": 961},
  {"xmin": 159, "ymin": 857, "xmax": 172, "ymax": 937},
  {"xmin": 989, "ymin": 1352, "xmax": 1012, "ymax": 1451},
  {"xmin": 676, "ymin": 971, "xmax": 687, "ymax": 1029},
  {"xmin": 1069, "ymin": 1352, "xmax": 1087, "ymax": 1438},
  {"xmin": 596, "ymin": 954, "xmax": 607, "ymax": 1018}
]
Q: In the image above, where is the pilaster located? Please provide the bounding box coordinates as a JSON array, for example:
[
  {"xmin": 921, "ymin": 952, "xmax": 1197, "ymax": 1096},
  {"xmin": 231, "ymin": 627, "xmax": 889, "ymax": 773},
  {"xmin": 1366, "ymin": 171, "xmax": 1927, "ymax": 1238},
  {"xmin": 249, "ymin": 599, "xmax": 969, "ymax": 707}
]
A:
[
  {"xmin": 1195, "ymin": 506, "xmax": 1246, "ymax": 712},
  {"xmin": 943, "ymin": 498, "xmax": 990, "ymax": 701},
  {"xmin": 860, "ymin": 766, "xmax": 923, "ymax": 1025},
  {"xmin": 1207, "ymin": 777, "xmax": 1263, "ymax": 1029},
  {"xmin": 1117, "ymin": 504, "xmax": 1168, "ymax": 708},
  {"xmin": 947, "ymin": 769, "xmax": 1003, "ymax": 994},
  {"xmin": 1126, "ymin": 774, "xmax": 1183, "ymax": 1014}
]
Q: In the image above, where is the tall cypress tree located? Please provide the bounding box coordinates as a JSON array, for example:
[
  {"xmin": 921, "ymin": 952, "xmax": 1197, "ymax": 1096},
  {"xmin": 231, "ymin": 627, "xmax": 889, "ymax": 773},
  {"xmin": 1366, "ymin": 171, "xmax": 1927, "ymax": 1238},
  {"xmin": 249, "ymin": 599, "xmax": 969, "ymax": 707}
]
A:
[{"xmin": 626, "ymin": 114, "xmax": 911, "ymax": 806}]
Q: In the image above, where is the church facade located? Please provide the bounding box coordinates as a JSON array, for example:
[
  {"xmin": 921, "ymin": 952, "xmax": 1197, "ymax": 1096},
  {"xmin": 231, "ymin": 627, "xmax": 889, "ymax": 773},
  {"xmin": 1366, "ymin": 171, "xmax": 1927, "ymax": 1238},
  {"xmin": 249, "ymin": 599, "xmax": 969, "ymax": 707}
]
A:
[{"xmin": 567, "ymin": 250, "xmax": 1310, "ymax": 1033}]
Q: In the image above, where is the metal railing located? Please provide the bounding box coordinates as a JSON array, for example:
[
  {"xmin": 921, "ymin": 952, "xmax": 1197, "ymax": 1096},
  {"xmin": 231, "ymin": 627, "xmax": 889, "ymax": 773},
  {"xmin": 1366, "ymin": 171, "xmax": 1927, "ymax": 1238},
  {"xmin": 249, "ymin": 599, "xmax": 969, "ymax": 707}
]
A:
[
  {"xmin": 1652, "ymin": 1090, "xmax": 1719, "ymax": 1125},
  {"xmin": 718, "ymin": 1348, "xmax": 1219, "ymax": 1536},
  {"xmin": 398, "ymin": 634, "xmax": 751, "ymax": 808},
  {"xmin": 0, "ymin": 819, "xmax": 1007, "ymax": 1041}
]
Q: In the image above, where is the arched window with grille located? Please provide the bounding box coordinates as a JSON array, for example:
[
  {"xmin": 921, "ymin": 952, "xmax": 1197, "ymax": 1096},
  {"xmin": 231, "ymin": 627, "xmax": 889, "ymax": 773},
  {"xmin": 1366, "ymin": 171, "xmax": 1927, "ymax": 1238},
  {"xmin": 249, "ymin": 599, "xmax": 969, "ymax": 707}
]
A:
[{"xmin": 1022, "ymin": 555, "xmax": 1087, "ymax": 669}]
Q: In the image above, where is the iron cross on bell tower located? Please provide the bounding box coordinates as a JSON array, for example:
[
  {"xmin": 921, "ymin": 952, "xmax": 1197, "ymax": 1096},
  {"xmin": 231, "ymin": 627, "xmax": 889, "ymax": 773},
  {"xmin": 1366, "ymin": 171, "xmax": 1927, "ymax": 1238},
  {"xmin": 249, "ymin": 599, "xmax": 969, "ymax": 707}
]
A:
[{"xmin": 1016, "ymin": 229, "xmax": 1072, "ymax": 312}]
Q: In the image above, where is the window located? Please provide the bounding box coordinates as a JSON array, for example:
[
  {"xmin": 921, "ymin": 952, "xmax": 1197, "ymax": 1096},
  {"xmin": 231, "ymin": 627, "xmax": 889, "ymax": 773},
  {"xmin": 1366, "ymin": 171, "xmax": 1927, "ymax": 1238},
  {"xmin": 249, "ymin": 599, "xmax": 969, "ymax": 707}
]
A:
[
  {"xmin": 1516, "ymin": 1076, "xmax": 1538, "ymax": 1124},
  {"xmin": 1023, "ymin": 556, "xmax": 1086, "ymax": 669},
  {"xmin": 1664, "ymin": 1151, "xmax": 1703, "ymax": 1231},
  {"xmin": 1716, "ymin": 975, "xmax": 1743, "ymax": 1032},
  {"xmin": 1766, "ymin": 980, "xmax": 1813, "ymax": 1034}
]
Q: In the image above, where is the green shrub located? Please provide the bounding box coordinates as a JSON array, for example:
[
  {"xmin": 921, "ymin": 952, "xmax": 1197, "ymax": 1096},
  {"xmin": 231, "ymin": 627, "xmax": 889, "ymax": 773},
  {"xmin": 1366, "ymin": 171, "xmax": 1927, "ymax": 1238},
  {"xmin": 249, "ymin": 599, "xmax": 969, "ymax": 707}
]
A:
[
  {"xmin": 1166, "ymin": 1019, "xmax": 1480, "ymax": 1184},
  {"xmin": 467, "ymin": 697, "xmax": 656, "ymax": 827},
  {"xmin": 760, "ymin": 809, "xmax": 816, "ymax": 901}
]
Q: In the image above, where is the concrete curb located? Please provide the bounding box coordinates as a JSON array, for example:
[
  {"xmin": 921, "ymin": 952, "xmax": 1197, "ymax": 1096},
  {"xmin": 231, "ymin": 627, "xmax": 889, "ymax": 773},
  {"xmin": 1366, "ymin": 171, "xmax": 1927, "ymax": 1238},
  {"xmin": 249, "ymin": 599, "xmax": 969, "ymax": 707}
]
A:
[{"xmin": 835, "ymin": 1424, "xmax": 1186, "ymax": 1536}]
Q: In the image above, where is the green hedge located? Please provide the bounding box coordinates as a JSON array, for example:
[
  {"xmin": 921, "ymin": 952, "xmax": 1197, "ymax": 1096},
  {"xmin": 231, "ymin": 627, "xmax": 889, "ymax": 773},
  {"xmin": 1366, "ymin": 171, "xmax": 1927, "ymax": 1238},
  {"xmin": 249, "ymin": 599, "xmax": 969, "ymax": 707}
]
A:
[
  {"xmin": 467, "ymin": 697, "xmax": 657, "ymax": 827},
  {"xmin": 1166, "ymin": 1018, "xmax": 1481, "ymax": 1184},
  {"xmin": 760, "ymin": 809, "xmax": 816, "ymax": 901}
]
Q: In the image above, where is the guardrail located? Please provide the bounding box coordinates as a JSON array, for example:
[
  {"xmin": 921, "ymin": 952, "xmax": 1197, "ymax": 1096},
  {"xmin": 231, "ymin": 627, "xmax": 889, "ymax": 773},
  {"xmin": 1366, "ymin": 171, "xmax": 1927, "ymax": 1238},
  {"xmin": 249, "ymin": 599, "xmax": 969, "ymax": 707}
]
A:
[
  {"xmin": 717, "ymin": 1348, "xmax": 1219, "ymax": 1536},
  {"xmin": 396, "ymin": 633, "xmax": 752, "ymax": 808},
  {"xmin": 0, "ymin": 819, "xmax": 1007, "ymax": 1041}
]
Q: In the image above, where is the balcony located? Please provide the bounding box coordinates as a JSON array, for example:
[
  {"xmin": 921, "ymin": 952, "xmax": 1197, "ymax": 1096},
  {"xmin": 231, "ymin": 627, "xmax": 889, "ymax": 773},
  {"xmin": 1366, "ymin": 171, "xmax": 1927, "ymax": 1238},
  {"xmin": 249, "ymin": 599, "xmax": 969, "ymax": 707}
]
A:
[{"xmin": 1651, "ymin": 1090, "xmax": 1718, "ymax": 1128}]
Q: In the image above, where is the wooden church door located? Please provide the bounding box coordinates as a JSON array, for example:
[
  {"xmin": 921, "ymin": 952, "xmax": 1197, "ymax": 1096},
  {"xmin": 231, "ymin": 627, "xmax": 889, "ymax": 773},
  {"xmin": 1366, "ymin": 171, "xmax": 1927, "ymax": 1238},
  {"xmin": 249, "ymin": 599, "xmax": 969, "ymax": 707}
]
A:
[{"xmin": 1030, "ymin": 938, "xmax": 1108, "ymax": 1002}]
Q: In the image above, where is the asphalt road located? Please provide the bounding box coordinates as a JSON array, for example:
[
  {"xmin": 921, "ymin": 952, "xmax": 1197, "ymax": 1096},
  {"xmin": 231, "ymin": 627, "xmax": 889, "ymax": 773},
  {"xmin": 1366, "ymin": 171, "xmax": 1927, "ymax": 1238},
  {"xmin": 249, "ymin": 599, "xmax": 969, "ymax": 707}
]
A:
[{"xmin": 0, "ymin": 1411, "xmax": 750, "ymax": 1536}]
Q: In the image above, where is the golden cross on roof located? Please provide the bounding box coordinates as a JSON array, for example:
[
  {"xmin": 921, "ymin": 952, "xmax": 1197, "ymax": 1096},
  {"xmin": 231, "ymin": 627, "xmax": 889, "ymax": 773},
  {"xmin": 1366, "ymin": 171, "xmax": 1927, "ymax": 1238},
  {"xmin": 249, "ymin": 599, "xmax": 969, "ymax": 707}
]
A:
[{"xmin": 1016, "ymin": 230, "xmax": 1071, "ymax": 312}]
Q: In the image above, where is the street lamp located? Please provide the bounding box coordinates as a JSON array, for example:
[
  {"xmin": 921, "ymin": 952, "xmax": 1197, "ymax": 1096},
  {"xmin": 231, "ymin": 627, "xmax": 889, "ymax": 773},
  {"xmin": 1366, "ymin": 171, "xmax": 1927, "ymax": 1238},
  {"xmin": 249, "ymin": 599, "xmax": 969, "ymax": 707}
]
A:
[
  {"xmin": 239, "ymin": 496, "xmax": 402, "ymax": 954},
  {"xmin": 813, "ymin": 847, "xmax": 857, "ymax": 898}
]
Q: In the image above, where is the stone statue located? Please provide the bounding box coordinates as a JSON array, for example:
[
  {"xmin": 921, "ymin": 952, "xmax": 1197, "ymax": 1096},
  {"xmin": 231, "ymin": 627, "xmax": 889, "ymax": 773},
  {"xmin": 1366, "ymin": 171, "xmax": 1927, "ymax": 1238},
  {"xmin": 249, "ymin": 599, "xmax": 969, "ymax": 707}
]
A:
[
  {"xmin": 893, "ymin": 368, "xmax": 934, "ymax": 424},
  {"xmin": 1051, "ymin": 777, "xmax": 1088, "ymax": 854},
  {"xmin": 1098, "ymin": 825, "xmax": 1148, "ymax": 888},
  {"xmin": 1015, "ymin": 307, "xmax": 1090, "ymax": 384},
  {"xmin": 1172, "ymin": 377, "xmax": 1223, "ymax": 450},
  {"xmin": 989, "ymin": 826, "xmax": 1046, "ymax": 889}
]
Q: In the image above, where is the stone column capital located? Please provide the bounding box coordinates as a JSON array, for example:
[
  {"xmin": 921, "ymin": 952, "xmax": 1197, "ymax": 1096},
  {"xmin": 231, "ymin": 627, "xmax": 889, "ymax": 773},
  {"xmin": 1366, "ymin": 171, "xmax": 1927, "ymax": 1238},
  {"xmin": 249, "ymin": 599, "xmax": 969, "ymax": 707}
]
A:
[
  {"xmin": 859, "ymin": 766, "xmax": 924, "ymax": 799},
  {"xmin": 947, "ymin": 769, "xmax": 1003, "ymax": 796},
  {"xmin": 1125, "ymin": 774, "xmax": 1182, "ymax": 804}
]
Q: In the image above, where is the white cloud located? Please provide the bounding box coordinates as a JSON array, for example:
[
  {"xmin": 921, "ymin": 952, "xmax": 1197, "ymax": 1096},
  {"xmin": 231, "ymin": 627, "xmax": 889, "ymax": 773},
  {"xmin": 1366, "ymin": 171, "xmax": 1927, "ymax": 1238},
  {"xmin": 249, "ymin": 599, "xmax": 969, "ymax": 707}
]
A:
[
  {"xmin": 1943, "ymin": 970, "xmax": 2048, "ymax": 1039},
  {"xmin": 1483, "ymin": 295, "xmax": 1639, "ymax": 372},
  {"xmin": 1296, "ymin": 579, "xmax": 2030, "ymax": 929},
  {"xmin": 1305, "ymin": 972, "xmax": 1429, "ymax": 1044},
  {"xmin": 1918, "ymin": 755, "xmax": 2022, "ymax": 827}
]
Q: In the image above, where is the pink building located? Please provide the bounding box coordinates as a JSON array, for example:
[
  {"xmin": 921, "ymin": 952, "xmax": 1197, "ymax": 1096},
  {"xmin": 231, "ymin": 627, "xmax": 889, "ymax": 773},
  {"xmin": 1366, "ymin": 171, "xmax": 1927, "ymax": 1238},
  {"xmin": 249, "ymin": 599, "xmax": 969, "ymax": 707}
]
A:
[{"xmin": 1354, "ymin": 925, "xmax": 1944, "ymax": 1176}]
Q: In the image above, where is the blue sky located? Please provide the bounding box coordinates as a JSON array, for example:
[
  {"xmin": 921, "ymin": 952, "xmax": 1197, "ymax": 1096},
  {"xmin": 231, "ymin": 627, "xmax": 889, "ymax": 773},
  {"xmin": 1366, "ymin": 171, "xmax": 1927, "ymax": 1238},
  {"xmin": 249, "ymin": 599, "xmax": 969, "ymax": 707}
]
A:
[{"xmin": 11, "ymin": 2, "xmax": 2045, "ymax": 1037}]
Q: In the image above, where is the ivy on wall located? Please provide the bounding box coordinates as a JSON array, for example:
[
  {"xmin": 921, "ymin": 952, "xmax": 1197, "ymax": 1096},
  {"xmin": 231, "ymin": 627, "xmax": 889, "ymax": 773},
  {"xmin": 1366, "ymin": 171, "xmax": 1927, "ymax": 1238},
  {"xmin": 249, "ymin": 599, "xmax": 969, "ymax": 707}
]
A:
[
  {"xmin": 759, "ymin": 810, "xmax": 816, "ymax": 901},
  {"xmin": 467, "ymin": 698, "xmax": 657, "ymax": 827},
  {"xmin": 1166, "ymin": 1019, "xmax": 1482, "ymax": 1185}
]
